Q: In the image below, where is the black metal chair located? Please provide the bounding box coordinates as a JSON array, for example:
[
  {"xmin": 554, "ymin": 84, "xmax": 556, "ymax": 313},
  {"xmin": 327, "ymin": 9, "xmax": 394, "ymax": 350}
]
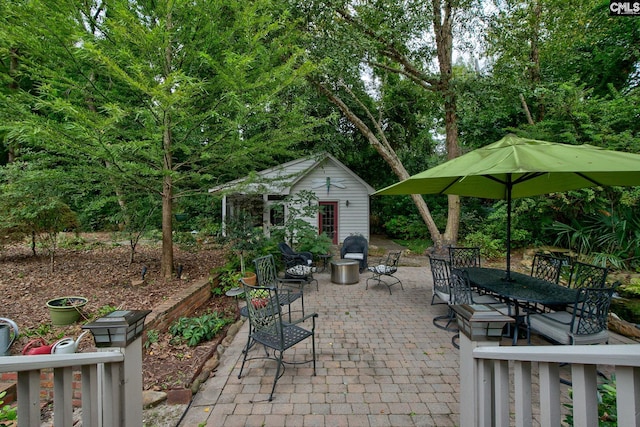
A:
[
  {"xmin": 366, "ymin": 251, "xmax": 403, "ymax": 294},
  {"xmin": 253, "ymin": 254, "xmax": 305, "ymax": 320},
  {"xmin": 238, "ymin": 280, "xmax": 318, "ymax": 401},
  {"xmin": 340, "ymin": 235, "xmax": 368, "ymax": 273},
  {"xmin": 527, "ymin": 286, "xmax": 615, "ymax": 345},
  {"xmin": 429, "ymin": 256, "xmax": 457, "ymax": 331},
  {"xmin": 449, "ymin": 268, "xmax": 505, "ymax": 348},
  {"xmin": 278, "ymin": 242, "xmax": 318, "ymax": 291},
  {"xmin": 568, "ymin": 261, "xmax": 608, "ymax": 289},
  {"xmin": 449, "ymin": 247, "xmax": 481, "ymax": 268},
  {"xmin": 530, "ymin": 253, "xmax": 564, "ymax": 284}
]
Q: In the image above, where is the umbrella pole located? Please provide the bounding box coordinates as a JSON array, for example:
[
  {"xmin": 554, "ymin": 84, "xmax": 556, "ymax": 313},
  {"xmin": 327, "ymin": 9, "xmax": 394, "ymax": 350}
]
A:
[{"xmin": 506, "ymin": 175, "xmax": 512, "ymax": 281}]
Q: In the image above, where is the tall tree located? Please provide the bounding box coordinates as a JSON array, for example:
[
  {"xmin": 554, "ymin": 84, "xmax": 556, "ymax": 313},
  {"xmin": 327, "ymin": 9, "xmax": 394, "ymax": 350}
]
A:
[
  {"xmin": 299, "ymin": 0, "xmax": 482, "ymax": 249},
  {"xmin": 1, "ymin": 0, "xmax": 317, "ymax": 277}
]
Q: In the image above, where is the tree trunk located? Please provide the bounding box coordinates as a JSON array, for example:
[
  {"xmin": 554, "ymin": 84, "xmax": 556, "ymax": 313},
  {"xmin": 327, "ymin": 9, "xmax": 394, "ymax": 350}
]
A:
[
  {"xmin": 161, "ymin": 11, "xmax": 174, "ymax": 279},
  {"xmin": 433, "ymin": 0, "xmax": 460, "ymax": 248},
  {"xmin": 313, "ymin": 81, "xmax": 445, "ymax": 249}
]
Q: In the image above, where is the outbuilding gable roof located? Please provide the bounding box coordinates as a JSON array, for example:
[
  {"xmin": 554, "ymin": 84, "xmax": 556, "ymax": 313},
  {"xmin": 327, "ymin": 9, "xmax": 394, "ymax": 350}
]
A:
[{"xmin": 208, "ymin": 153, "xmax": 375, "ymax": 195}]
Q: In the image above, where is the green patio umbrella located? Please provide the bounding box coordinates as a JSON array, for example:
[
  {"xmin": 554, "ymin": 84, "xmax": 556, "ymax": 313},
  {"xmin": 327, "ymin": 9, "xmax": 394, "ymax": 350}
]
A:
[{"xmin": 375, "ymin": 134, "xmax": 640, "ymax": 280}]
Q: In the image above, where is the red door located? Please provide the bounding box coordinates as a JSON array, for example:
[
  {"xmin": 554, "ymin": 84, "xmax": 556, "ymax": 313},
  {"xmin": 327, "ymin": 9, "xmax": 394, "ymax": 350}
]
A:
[{"xmin": 318, "ymin": 202, "xmax": 338, "ymax": 244}]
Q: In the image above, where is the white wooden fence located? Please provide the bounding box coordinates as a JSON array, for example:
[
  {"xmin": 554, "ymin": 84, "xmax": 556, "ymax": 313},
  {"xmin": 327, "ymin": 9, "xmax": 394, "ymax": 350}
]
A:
[
  {"xmin": 466, "ymin": 343, "xmax": 640, "ymax": 427},
  {"xmin": 0, "ymin": 337, "xmax": 144, "ymax": 427}
]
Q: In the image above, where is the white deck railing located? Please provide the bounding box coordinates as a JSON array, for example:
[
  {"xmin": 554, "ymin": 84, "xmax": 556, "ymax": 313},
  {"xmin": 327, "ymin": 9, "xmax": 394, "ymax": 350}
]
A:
[
  {"xmin": 472, "ymin": 344, "xmax": 640, "ymax": 427},
  {"xmin": 0, "ymin": 338, "xmax": 144, "ymax": 427}
]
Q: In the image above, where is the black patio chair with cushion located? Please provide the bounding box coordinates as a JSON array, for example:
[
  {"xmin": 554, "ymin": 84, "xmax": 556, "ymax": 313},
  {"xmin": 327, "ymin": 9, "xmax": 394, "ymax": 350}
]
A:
[
  {"xmin": 568, "ymin": 261, "xmax": 608, "ymax": 289},
  {"xmin": 278, "ymin": 242, "xmax": 318, "ymax": 291},
  {"xmin": 340, "ymin": 235, "xmax": 368, "ymax": 273},
  {"xmin": 530, "ymin": 252, "xmax": 564, "ymax": 284},
  {"xmin": 366, "ymin": 251, "xmax": 403, "ymax": 294},
  {"xmin": 430, "ymin": 256, "xmax": 457, "ymax": 331},
  {"xmin": 449, "ymin": 268, "xmax": 505, "ymax": 348},
  {"xmin": 527, "ymin": 285, "xmax": 616, "ymax": 345},
  {"xmin": 238, "ymin": 280, "xmax": 318, "ymax": 401},
  {"xmin": 449, "ymin": 247, "xmax": 481, "ymax": 268}
]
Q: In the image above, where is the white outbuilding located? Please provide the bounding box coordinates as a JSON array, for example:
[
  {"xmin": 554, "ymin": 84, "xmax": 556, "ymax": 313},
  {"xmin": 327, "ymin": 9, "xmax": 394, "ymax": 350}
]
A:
[{"xmin": 208, "ymin": 153, "xmax": 375, "ymax": 244}]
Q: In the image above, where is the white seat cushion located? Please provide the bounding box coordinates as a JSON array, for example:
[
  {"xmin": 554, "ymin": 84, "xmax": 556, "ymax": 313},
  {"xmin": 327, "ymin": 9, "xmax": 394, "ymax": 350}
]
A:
[
  {"xmin": 286, "ymin": 265, "xmax": 316, "ymax": 276},
  {"xmin": 367, "ymin": 264, "xmax": 396, "ymax": 274},
  {"xmin": 528, "ymin": 311, "xmax": 609, "ymax": 345},
  {"xmin": 344, "ymin": 253, "xmax": 364, "ymax": 260}
]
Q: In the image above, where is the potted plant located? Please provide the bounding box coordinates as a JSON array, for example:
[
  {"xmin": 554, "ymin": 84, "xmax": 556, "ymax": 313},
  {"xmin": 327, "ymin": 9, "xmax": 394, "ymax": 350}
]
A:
[
  {"xmin": 46, "ymin": 296, "xmax": 88, "ymax": 326},
  {"xmin": 249, "ymin": 289, "xmax": 269, "ymax": 309}
]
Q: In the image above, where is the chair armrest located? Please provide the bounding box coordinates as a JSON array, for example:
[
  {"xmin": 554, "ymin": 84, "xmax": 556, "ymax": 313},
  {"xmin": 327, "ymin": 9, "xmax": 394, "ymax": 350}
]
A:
[{"xmin": 286, "ymin": 312, "xmax": 318, "ymax": 328}]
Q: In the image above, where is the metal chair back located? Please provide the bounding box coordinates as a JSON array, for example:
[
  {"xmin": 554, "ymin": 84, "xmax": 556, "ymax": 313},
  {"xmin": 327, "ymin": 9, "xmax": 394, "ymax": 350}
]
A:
[
  {"xmin": 429, "ymin": 256, "xmax": 451, "ymax": 305},
  {"xmin": 449, "ymin": 247, "xmax": 481, "ymax": 268},
  {"xmin": 530, "ymin": 253, "xmax": 564, "ymax": 284},
  {"xmin": 568, "ymin": 261, "xmax": 608, "ymax": 289}
]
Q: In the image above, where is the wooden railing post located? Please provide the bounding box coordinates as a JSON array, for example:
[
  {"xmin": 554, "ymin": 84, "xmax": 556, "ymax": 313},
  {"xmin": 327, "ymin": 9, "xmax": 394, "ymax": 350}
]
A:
[
  {"xmin": 83, "ymin": 310, "xmax": 150, "ymax": 427},
  {"xmin": 452, "ymin": 304, "xmax": 514, "ymax": 427}
]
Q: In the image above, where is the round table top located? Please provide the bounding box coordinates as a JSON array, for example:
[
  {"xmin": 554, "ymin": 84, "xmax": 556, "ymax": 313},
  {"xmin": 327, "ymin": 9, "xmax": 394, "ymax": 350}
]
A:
[
  {"xmin": 225, "ymin": 287, "xmax": 245, "ymax": 297},
  {"xmin": 331, "ymin": 259, "xmax": 359, "ymax": 266}
]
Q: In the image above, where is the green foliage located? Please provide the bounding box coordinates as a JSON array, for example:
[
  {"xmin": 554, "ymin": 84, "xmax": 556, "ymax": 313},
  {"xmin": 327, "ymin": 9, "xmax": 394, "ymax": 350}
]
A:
[
  {"xmin": 295, "ymin": 231, "xmax": 333, "ymax": 256},
  {"xmin": 20, "ymin": 323, "xmax": 52, "ymax": 339},
  {"xmin": 144, "ymin": 329, "xmax": 159, "ymax": 349},
  {"xmin": 563, "ymin": 375, "xmax": 617, "ymax": 426},
  {"xmin": 211, "ymin": 269, "xmax": 243, "ymax": 296},
  {"xmin": 0, "ymin": 391, "xmax": 17, "ymax": 425},
  {"xmin": 618, "ymin": 279, "xmax": 640, "ymax": 298},
  {"xmin": 394, "ymin": 239, "xmax": 431, "ymax": 255},
  {"xmin": 94, "ymin": 305, "xmax": 119, "ymax": 319},
  {"xmin": 548, "ymin": 197, "xmax": 640, "ymax": 270},
  {"xmin": 222, "ymin": 210, "xmax": 270, "ymax": 274},
  {"xmin": 173, "ymin": 232, "xmax": 199, "ymax": 251},
  {"xmin": 383, "ymin": 215, "xmax": 429, "ymax": 240},
  {"xmin": 463, "ymin": 232, "xmax": 504, "ymax": 260},
  {"xmin": 169, "ymin": 312, "xmax": 233, "ymax": 347}
]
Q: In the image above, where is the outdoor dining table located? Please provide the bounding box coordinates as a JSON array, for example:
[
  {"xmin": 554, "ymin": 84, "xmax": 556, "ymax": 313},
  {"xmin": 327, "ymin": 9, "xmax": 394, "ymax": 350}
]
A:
[{"xmin": 462, "ymin": 267, "xmax": 579, "ymax": 343}]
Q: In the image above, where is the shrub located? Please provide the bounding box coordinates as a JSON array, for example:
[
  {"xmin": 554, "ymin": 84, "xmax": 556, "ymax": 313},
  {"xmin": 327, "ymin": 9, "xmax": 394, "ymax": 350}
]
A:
[{"xmin": 169, "ymin": 312, "xmax": 233, "ymax": 347}]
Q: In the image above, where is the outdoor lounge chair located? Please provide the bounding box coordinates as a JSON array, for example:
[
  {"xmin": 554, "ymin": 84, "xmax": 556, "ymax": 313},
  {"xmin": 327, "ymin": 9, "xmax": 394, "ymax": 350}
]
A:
[
  {"xmin": 278, "ymin": 242, "xmax": 318, "ymax": 291},
  {"xmin": 366, "ymin": 251, "xmax": 403, "ymax": 294},
  {"xmin": 340, "ymin": 235, "xmax": 368, "ymax": 273},
  {"xmin": 238, "ymin": 280, "xmax": 318, "ymax": 401}
]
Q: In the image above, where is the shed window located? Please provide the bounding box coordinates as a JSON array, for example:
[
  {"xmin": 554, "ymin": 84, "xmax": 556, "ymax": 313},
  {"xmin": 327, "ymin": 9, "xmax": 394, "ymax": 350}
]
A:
[{"xmin": 270, "ymin": 204, "xmax": 284, "ymax": 226}]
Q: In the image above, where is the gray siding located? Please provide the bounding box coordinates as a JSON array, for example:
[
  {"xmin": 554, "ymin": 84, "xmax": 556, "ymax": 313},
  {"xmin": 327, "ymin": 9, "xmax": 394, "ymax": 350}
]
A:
[{"xmin": 291, "ymin": 159, "xmax": 370, "ymax": 243}]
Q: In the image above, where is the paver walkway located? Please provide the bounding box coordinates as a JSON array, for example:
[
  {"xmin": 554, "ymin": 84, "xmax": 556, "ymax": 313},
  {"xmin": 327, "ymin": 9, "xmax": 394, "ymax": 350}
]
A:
[
  {"xmin": 179, "ymin": 265, "xmax": 462, "ymax": 426},
  {"xmin": 177, "ymin": 264, "xmax": 635, "ymax": 427}
]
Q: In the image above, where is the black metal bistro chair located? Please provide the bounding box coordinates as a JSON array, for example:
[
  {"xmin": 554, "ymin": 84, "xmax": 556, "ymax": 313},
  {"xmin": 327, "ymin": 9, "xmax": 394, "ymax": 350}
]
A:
[
  {"xmin": 568, "ymin": 261, "xmax": 608, "ymax": 289},
  {"xmin": 253, "ymin": 254, "xmax": 305, "ymax": 321},
  {"xmin": 530, "ymin": 252, "xmax": 564, "ymax": 284},
  {"xmin": 366, "ymin": 251, "xmax": 403, "ymax": 294},
  {"xmin": 527, "ymin": 286, "xmax": 616, "ymax": 345},
  {"xmin": 238, "ymin": 280, "xmax": 318, "ymax": 401},
  {"xmin": 429, "ymin": 256, "xmax": 457, "ymax": 331},
  {"xmin": 449, "ymin": 247, "xmax": 481, "ymax": 269},
  {"xmin": 448, "ymin": 268, "xmax": 504, "ymax": 348}
]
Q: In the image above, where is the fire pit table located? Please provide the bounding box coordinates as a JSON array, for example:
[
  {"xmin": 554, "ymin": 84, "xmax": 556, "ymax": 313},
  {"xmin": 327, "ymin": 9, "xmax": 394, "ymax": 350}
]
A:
[{"xmin": 331, "ymin": 259, "xmax": 360, "ymax": 285}]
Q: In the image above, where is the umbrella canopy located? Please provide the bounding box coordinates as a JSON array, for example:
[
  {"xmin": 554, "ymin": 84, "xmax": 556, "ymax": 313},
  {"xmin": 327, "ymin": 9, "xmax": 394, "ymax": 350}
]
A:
[{"xmin": 375, "ymin": 134, "xmax": 640, "ymax": 279}]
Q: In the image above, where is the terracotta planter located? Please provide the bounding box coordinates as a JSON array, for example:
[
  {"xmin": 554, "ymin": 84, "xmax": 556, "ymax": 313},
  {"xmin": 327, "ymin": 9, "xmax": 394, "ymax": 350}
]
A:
[
  {"xmin": 46, "ymin": 296, "xmax": 88, "ymax": 326},
  {"xmin": 243, "ymin": 272, "xmax": 257, "ymax": 286}
]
